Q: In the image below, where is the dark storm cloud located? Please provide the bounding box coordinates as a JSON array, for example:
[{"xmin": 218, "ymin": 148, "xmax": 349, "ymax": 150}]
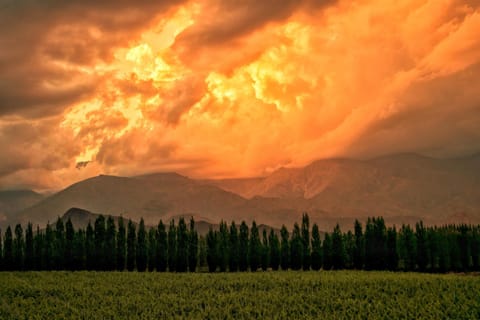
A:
[{"xmin": 0, "ymin": 0, "xmax": 187, "ymax": 118}]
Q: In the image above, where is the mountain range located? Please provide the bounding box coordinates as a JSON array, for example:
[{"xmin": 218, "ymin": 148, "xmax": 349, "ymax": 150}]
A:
[{"xmin": 1, "ymin": 153, "xmax": 479, "ymax": 230}]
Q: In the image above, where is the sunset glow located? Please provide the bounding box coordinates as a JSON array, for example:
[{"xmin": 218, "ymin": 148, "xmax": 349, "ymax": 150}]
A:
[{"xmin": 1, "ymin": 0, "xmax": 480, "ymax": 190}]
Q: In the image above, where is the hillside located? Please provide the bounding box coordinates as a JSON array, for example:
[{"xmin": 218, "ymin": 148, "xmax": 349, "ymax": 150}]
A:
[
  {"xmin": 8, "ymin": 153, "xmax": 480, "ymax": 230},
  {"xmin": 0, "ymin": 190, "xmax": 44, "ymax": 228}
]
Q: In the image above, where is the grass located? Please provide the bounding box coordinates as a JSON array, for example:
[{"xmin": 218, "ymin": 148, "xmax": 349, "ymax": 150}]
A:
[{"xmin": 0, "ymin": 271, "xmax": 479, "ymax": 319}]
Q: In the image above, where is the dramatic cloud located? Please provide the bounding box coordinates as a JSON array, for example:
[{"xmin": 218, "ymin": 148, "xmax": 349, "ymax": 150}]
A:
[{"xmin": 1, "ymin": 0, "xmax": 480, "ymax": 190}]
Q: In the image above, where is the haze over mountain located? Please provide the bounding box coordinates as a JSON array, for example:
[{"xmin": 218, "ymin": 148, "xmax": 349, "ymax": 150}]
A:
[{"xmin": 3, "ymin": 153, "xmax": 480, "ymax": 230}]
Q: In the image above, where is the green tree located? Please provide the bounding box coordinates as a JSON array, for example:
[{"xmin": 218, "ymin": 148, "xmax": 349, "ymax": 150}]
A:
[
  {"xmin": 73, "ymin": 229, "xmax": 86, "ymax": 270},
  {"xmin": 65, "ymin": 218, "xmax": 75, "ymax": 271},
  {"xmin": 168, "ymin": 220, "xmax": 177, "ymax": 272},
  {"xmin": 323, "ymin": 232, "xmax": 333, "ymax": 270},
  {"xmin": 458, "ymin": 225, "xmax": 471, "ymax": 271},
  {"xmin": 206, "ymin": 228, "xmax": 218, "ymax": 272},
  {"xmin": 238, "ymin": 221, "xmax": 249, "ymax": 272},
  {"xmin": 54, "ymin": 218, "xmax": 65, "ymax": 270},
  {"xmin": 301, "ymin": 213, "xmax": 310, "ymax": 270},
  {"xmin": 331, "ymin": 224, "xmax": 345, "ymax": 269},
  {"xmin": 269, "ymin": 229, "xmax": 280, "ymax": 271},
  {"xmin": 4, "ymin": 226, "xmax": 13, "ymax": 270},
  {"xmin": 229, "ymin": 222, "xmax": 239, "ymax": 272},
  {"xmin": 13, "ymin": 224, "xmax": 24, "ymax": 270},
  {"xmin": 116, "ymin": 216, "xmax": 126, "ymax": 271},
  {"xmin": 438, "ymin": 229, "xmax": 451, "ymax": 273},
  {"xmin": 176, "ymin": 218, "xmax": 188, "ymax": 272},
  {"xmin": 94, "ymin": 215, "xmax": 106, "ymax": 270},
  {"xmin": 136, "ymin": 218, "xmax": 148, "ymax": 272},
  {"xmin": 188, "ymin": 217, "xmax": 198, "ymax": 272},
  {"xmin": 25, "ymin": 223, "xmax": 34, "ymax": 270},
  {"xmin": 386, "ymin": 226, "xmax": 398, "ymax": 271},
  {"xmin": 33, "ymin": 226, "xmax": 43, "ymax": 270},
  {"xmin": 415, "ymin": 221, "xmax": 428, "ymax": 272},
  {"xmin": 399, "ymin": 224, "xmax": 416, "ymax": 271},
  {"xmin": 156, "ymin": 220, "xmax": 167, "ymax": 272},
  {"xmin": 0, "ymin": 229, "xmax": 3, "ymax": 270},
  {"xmin": 218, "ymin": 221, "xmax": 229, "ymax": 272},
  {"xmin": 427, "ymin": 227, "xmax": 440, "ymax": 272},
  {"xmin": 472, "ymin": 227, "xmax": 480, "ymax": 271},
  {"xmin": 344, "ymin": 231, "xmax": 355, "ymax": 269},
  {"xmin": 280, "ymin": 225, "xmax": 290, "ymax": 270},
  {"xmin": 353, "ymin": 219, "xmax": 364, "ymax": 269},
  {"xmin": 311, "ymin": 223, "xmax": 322, "ymax": 271},
  {"xmin": 147, "ymin": 227, "xmax": 156, "ymax": 271},
  {"xmin": 261, "ymin": 229, "xmax": 269, "ymax": 271},
  {"xmin": 105, "ymin": 216, "xmax": 116, "ymax": 271},
  {"xmin": 126, "ymin": 219, "xmax": 136, "ymax": 271},
  {"xmin": 44, "ymin": 223, "xmax": 54, "ymax": 270},
  {"xmin": 290, "ymin": 223, "xmax": 303, "ymax": 270},
  {"xmin": 249, "ymin": 221, "xmax": 261, "ymax": 272},
  {"xmin": 198, "ymin": 235, "xmax": 207, "ymax": 270},
  {"xmin": 85, "ymin": 222, "xmax": 95, "ymax": 270}
]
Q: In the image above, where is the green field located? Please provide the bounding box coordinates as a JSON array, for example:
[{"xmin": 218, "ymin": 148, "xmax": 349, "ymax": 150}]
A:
[{"xmin": 0, "ymin": 271, "xmax": 479, "ymax": 319}]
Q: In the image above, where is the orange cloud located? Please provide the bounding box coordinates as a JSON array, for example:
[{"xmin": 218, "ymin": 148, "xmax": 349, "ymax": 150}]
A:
[{"xmin": 1, "ymin": 0, "xmax": 480, "ymax": 191}]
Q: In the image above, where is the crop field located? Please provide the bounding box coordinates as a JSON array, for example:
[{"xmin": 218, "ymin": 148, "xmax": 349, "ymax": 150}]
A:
[{"xmin": 0, "ymin": 271, "xmax": 479, "ymax": 319}]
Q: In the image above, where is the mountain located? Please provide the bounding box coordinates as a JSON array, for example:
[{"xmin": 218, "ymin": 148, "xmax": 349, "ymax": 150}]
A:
[
  {"xmin": 8, "ymin": 153, "xmax": 480, "ymax": 230},
  {"xmin": 0, "ymin": 190, "xmax": 44, "ymax": 228}
]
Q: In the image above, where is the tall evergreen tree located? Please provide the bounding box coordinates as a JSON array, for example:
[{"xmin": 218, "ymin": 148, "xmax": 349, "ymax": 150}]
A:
[
  {"xmin": 218, "ymin": 221, "xmax": 229, "ymax": 272},
  {"xmin": 85, "ymin": 222, "xmax": 95, "ymax": 271},
  {"xmin": 438, "ymin": 229, "xmax": 451, "ymax": 273},
  {"xmin": 415, "ymin": 221, "xmax": 428, "ymax": 272},
  {"xmin": 458, "ymin": 225, "xmax": 471, "ymax": 271},
  {"xmin": 116, "ymin": 216, "xmax": 126, "ymax": 271},
  {"xmin": 322, "ymin": 233, "xmax": 333, "ymax": 270},
  {"xmin": 427, "ymin": 227, "xmax": 440, "ymax": 272},
  {"xmin": 25, "ymin": 223, "xmax": 34, "ymax": 270},
  {"xmin": 156, "ymin": 220, "xmax": 167, "ymax": 272},
  {"xmin": 136, "ymin": 218, "xmax": 148, "ymax": 272},
  {"xmin": 126, "ymin": 219, "xmax": 136, "ymax": 271},
  {"xmin": 198, "ymin": 235, "xmax": 207, "ymax": 270},
  {"xmin": 471, "ymin": 227, "xmax": 480, "ymax": 271},
  {"xmin": 386, "ymin": 226, "xmax": 398, "ymax": 271},
  {"xmin": 176, "ymin": 218, "xmax": 188, "ymax": 272},
  {"xmin": 54, "ymin": 218, "xmax": 65, "ymax": 270},
  {"xmin": 238, "ymin": 221, "xmax": 249, "ymax": 272},
  {"xmin": 229, "ymin": 222, "xmax": 239, "ymax": 272},
  {"xmin": 269, "ymin": 229, "xmax": 280, "ymax": 271},
  {"xmin": 33, "ymin": 226, "xmax": 43, "ymax": 270},
  {"xmin": 167, "ymin": 220, "xmax": 177, "ymax": 272},
  {"xmin": 261, "ymin": 229, "xmax": 269, "ymax": 271},
  {"xmin": 4, "ymin": 226, "xmax": 13, "ymax": 270},
  {"xmin": 206, "ymin": 228, "xmax": 218, "ymax": 272},
  {"xmin": 13, "ymin": 224, "xmax": 24, "ymax": 270},
  {"xmin": 94, "ymin": 215, "xmax": 106, "ymax": 270},
  {"xmin": 311, "ymin": 223, "xmax": 322, "ymax": 271},
  {"xmin": 331, "ymin": 224, "xmax": 345, "ymax": 269},
  {"xmin": 344, "ymin": 231, "xmax": 355, "ymax": 269},
  {"xmin": 249, "ymin": 221, "xmax": 261, "ymax": 272},
  {"xmin": 280, "ymin": 225, "xmax": 290, "ymax": 270},
  {"xmin": 0, "ymin": 229, "xmax": 3, "ymax": 271},
  {"xmin": 44, "ymin": 223, "xmax": 54, "ymax": 270},
  {"xmin": 73, "ymin": 229, "xmax": 86, "ymax": 270},
  {"xmin": 399, "ymin": 224, "xmax": 416, "ymax": 271},
  {"xmin": 449, "ymin": 231, "xmax": 462, "ymax": 272},
  {"xmin": 301, "ymin": 213, "xmax": 311, "ymax": 270},
  {"xmin": 105, "ymin": 216, "xmax": 116, "ymax": 271},
  {"xmin": 147, "ymin": 227, "xmax": 156, "ymax": 272},
  {"xmin": 65, "ymin": 218, "xmax": 75, "ymax": 271},
  {"xmin": 188, "ymin": 217, "xmax": 198, "ymax": 272},
  {"xmin": 353, "ymin": 219, "xmax": 365, "ymax": 269},
  {"xmin": 290, "ymin": 223, "xmax": 303, "ymax": 270}
]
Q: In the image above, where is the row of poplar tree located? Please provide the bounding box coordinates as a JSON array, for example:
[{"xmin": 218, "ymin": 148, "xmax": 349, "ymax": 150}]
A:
[{"xmin": 0, "ymin": 214, "xmax": 479, "ymax": 272}]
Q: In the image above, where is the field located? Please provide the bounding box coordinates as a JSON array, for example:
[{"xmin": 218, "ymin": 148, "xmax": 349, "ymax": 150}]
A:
[{"xmin": 0, "ymin": 271, "xmax": 479, "ymax": 319}]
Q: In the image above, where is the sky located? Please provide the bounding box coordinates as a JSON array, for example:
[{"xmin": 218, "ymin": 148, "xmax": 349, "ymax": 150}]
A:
[{"xmin": 1, "ymin": 0, "xmax": 480, "ymax": 191}]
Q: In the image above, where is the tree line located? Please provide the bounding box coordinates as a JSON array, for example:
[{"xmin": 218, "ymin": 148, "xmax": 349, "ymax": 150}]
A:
[{"xmin": 0, "ymin": 214, "xmax": 479, "ymax": 273}]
